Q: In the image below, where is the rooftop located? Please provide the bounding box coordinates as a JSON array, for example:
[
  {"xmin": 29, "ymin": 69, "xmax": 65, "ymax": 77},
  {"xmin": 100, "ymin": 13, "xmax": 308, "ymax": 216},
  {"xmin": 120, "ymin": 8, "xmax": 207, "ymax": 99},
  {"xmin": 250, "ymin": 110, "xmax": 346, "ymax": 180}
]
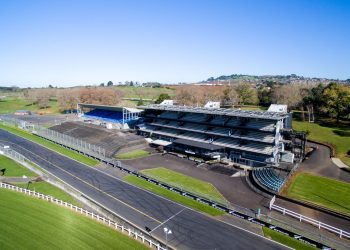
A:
[
  {"xmin": 141, "ymin": 104, "xmax": 289, "ymax": 120},
  {"xmin": 78, "ymin": 103, "xmax": 142, "ymax": 113}
]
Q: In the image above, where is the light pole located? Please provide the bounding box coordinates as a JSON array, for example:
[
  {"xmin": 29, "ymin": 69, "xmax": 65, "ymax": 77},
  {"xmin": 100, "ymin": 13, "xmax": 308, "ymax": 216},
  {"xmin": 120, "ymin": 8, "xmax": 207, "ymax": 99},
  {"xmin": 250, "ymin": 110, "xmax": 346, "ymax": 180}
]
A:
[{"xmin": 163, "ymin": 227, "xmax": 172, "ymax": 249}]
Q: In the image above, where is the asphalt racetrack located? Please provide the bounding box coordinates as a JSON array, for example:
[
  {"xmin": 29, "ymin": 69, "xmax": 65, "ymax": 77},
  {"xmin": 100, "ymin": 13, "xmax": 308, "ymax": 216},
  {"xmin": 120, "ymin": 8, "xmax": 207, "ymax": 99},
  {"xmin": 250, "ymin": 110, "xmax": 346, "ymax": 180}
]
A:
[{"xmin": 0, "ymin": 129, "xmax": 287, "ymax": 250}]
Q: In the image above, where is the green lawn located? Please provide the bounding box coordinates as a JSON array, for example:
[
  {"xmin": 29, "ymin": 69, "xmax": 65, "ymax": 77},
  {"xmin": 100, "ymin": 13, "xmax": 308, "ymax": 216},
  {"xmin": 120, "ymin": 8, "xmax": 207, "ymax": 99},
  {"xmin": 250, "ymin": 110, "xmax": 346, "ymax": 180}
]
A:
[
  {"xmin": 287, "ymin": 173, "xmax": 350, "ymax": 215},
  {"xmin": 14, "ymin": 181, "xmax": 80, "ymax": 206},
  {"xmin": 116, "ymin": 86, "xmax": 175, "ymax": 100},
  {"xmin": 262, "ymin": 227, "xmax": 316, "ymax": 250},
  {"xmin": 0, "ymin": 97, "xmax": 60, "ymax": 114},
  {"xmin": 0, "ymin": 124, "xmax": 99, "ymax": 167},
  {"xmin": 293, "ymin": 120, "xmax": 350, "ymax": 167},
  {"xmin": 0, "ymin": 188, "xmax": 148, "ymax": 250},
  {"xmin": 140, "ymin": 167, "xmax": 228, "ymax": 205},
  {"xmin": 116, "ymin": 150, "xmax": 150, "ymax": 159},
  {"xmin": 0, "ymin": 155, "xmax": 36, "ymax": 177},
  {"xmin": 124, "ymin": 175, "xmax": 224, "ymax": 216}
]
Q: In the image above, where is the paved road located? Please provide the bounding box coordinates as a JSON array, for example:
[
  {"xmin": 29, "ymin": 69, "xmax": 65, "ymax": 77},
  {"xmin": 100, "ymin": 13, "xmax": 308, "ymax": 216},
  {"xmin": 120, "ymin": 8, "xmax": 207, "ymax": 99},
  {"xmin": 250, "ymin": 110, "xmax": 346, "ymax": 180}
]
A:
[
  {"xmin": 0, "ymin": 129, "xmax": 286, "ymax": 250},
  {"xmin": 300, "ymin": 142, "xmax": 350, "ymax": 183}
]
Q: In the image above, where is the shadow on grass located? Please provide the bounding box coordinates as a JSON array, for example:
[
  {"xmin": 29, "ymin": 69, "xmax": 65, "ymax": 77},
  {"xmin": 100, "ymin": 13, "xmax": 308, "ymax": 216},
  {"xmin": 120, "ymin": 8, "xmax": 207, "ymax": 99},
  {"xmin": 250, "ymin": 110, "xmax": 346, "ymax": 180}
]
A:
[
  {"xmin": 333, "ymin": 130, "xmax": 350, "ymax": 137},
  {"xmin": 317, "ymin": 119, "xmax": 350, "ymax": 130}
]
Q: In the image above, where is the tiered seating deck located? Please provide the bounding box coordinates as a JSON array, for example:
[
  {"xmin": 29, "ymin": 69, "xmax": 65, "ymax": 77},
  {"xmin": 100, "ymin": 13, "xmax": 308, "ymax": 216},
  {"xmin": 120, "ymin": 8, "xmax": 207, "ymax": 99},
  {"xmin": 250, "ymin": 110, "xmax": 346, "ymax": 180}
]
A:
[{"xmin": 253, "ymin": 168, "xmax": 285, "ymax": 192}]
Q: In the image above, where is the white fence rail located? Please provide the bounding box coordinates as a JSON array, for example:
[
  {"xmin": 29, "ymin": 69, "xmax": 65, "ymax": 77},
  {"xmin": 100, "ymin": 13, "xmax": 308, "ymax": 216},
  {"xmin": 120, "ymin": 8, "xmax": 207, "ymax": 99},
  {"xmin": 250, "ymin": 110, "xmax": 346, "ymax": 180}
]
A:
[
  {"xmin": 270, "ymin": 201, "xmax": 350, "ymax": 240},
  {"xmin": 0, "ymin": 182, "xmax": 166, "ymax": 250}
]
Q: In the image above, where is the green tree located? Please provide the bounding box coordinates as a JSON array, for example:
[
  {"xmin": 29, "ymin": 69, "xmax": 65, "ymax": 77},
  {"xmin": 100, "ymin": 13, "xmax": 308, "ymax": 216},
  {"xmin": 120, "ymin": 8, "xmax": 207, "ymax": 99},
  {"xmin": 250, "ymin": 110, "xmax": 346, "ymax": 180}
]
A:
[
  {"xmin": 258, "ymin": 88, "xmax": 272, "ymax": 107},
  {"xmin": 155, "ymin": 93, "xmax": 171, "ymax": 104},
  {"xmin": 107, "ymin": 81, "xmax": 113, "ymax": 86},
  {"xmin": 234, "ymin": 83, "xmax": 258, "ymax": 105},
  {"xmin": 137, "ymin": 99, "xmax": 144, "ymax": 106},
  {"xmin": 322, "ymin": 83, "xmax": 350, "ymax": 122}
]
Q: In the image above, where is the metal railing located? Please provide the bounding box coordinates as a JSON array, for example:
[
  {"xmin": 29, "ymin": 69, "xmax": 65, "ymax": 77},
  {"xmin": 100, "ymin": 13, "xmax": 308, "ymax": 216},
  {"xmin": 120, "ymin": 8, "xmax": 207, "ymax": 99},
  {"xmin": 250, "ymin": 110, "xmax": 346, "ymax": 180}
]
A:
[
  {"xmin": 0, "ymin": 182, "xmax": 166, "ymax": 250},
  {"xmin": 0, "ymin": 116, "xmax": 107, "ymax": 160},
  {"xmin": 35, "ymin": 126, "xmax": 106, "ymax": 159},
  {"xmin": 270, "ymin": 197, "xmax": 350, "ymax": 240}
]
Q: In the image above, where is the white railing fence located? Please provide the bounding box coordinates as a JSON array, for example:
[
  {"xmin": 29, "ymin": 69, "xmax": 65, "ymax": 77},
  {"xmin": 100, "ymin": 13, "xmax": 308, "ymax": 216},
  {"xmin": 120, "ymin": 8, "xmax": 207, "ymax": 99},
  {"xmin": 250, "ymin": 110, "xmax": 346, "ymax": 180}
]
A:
[
  {"xmin": 0, "ymin": 182, "xmax": 166, "ymax": 250},
  {"xmin": 269, "ymin": 197, "xmax": 350, "ymax": 240}
]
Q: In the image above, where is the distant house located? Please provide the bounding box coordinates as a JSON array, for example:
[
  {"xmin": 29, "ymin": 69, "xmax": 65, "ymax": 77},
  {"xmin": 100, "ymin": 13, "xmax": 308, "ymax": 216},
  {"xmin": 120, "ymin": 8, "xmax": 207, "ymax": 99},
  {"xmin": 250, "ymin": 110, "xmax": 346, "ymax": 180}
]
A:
[{"xmin": 14, "ymin": 110, "xmax": 32, "ymax": 115}]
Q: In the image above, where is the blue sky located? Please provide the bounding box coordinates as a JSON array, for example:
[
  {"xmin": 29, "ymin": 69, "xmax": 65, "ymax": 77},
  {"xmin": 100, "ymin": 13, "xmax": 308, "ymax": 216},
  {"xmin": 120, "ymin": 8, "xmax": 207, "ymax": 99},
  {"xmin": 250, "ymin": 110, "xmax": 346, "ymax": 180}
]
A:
[{"xmin": 0, "ymin": 0, "xmax": 349, "ymax": 87}]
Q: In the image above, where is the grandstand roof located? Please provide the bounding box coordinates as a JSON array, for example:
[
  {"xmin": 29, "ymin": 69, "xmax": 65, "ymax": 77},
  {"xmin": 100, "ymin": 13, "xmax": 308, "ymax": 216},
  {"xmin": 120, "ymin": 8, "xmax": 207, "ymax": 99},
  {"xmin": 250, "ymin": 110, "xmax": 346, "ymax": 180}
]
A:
[
  {"xmin": 173, "ymin": 138, "xmax": 223, "ymax": 151},
  {"xmin": 78, "ymin": 103, "xmax": 142, "ymax": 113},
  {"xmin": 141, "ymin": 104, "xmax": 289, "ymax": 120}
]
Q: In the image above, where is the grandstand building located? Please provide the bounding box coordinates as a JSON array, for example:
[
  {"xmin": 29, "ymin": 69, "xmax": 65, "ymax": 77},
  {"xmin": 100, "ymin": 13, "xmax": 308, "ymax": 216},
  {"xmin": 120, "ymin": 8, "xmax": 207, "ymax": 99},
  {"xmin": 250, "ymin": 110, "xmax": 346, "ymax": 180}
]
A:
[
  {"xmin": 137, "ymin": 104, "xmax": 298, "ymax": 167},
  {"xmin": 77, "ymin": 103, "xmax": 142, "ymax": 129}
]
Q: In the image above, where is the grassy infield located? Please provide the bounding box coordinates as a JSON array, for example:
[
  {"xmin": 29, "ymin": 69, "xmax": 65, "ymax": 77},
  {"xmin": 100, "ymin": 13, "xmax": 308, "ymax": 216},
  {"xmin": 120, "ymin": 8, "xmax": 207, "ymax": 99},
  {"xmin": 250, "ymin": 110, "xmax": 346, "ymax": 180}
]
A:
[
  {"xmin": 140, "ymin": 167, "xmax": 227, "ymax": 205},
  {"xmin": 0, "ymin": 154, "xmax": 36, "ymax": 177},
  {"xmin": 286, "ymin": 173, "xmax": 350, "ymax": 216},
  {"xmin": 0, "ymin": 154, "xmax": 147, "ymax": 249},
  {"xmin": 0, "ymin": 189, "xmax": 147, "ymax": 250},
  {"xmin": 124, "ymin": 166, "xmax": 228, "ymax": 216}
]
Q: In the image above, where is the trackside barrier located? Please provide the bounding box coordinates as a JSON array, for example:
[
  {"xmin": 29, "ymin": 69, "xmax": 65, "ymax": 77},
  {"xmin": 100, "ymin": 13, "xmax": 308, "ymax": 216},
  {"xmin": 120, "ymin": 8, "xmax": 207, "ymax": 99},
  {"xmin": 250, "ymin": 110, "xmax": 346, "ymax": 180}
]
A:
[
  {"xmin": 0, "ymin": 119, "xmax": 333, "ymax": 249},
  {"xmin": 0, "ymin": 117, "xmax": 107, "ymax": 160},
  {"xmin": 269, "ymin": 197, "xmax": 350, "ymax": 240},
  {"xmin": 0, "ymin": 182, "xmax": 166, "ymax": 250}
]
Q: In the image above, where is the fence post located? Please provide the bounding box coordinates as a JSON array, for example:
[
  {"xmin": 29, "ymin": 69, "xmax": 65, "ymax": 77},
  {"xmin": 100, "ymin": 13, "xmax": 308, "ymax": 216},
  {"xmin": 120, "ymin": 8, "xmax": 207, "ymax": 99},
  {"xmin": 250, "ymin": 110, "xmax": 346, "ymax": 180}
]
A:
[{"xmin": 340, "ymin": 230, "xmax": 343, "ymax": 238}]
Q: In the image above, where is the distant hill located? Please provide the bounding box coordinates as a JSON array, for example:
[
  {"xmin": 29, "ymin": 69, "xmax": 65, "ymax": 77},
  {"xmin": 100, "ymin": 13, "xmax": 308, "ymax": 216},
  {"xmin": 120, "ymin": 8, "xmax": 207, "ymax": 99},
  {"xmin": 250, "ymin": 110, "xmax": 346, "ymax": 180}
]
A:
[{"xmin": 202, "ymin": 74, "xmax": 349, "ymax": 85}]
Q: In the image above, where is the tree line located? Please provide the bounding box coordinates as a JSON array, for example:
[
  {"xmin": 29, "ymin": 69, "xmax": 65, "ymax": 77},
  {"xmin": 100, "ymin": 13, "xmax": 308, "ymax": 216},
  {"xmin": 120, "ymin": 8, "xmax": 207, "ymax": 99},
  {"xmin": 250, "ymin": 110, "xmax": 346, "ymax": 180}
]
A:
[
  {"xmin": 172, "ymin": 82, "xmax": 350, "ymax": 122},
  {"xmin": 23, "ymin": 87, "xmax": 123, "ymax": 111}
]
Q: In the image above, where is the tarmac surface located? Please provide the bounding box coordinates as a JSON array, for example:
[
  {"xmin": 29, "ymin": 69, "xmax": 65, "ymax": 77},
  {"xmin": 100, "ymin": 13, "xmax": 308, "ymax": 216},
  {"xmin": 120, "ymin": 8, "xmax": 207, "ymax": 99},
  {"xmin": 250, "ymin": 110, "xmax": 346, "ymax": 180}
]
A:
[
  {"xmin": 299, "ymin": 142, "xmax": 350, "ymax": 183},
  {"xmin": 0, "ymin": 129, "xmax": 286, "ymax": 250}
]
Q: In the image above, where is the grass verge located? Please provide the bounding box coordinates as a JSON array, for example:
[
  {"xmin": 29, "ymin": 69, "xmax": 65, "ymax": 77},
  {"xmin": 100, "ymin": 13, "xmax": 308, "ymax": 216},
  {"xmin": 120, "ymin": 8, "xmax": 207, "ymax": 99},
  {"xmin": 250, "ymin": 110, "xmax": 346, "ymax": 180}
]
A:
[
  {"xmin": 0, "ymin": 124, "xmax": 99, "ymax": 167},
  {"xmin": 0, "ymin": 188, "xmax": 148, "ymax": 250},
  {"xmin": 286, "ymin": 173, "xmax": 350, "ymax": 216},
  {"xmin": 124, "ymin": 175, "xmax": 225, "ymax": 216},
  {"xmin": 0, "ymin": 97, "xmax": 60, "ymax": 114},
  {"xmin": 116, "ymin": 149, "xmax": 150, "ymax": 159},
  {"xmin": 293, "ymin": 120, "xmax": 350, "ymax": 167},
  {"xmin": 262, "ymin": 227, "xmax": 316, "ymax": 250},
  {"xmin": 140, "ymin": 167, "xmax": 228, "ymax": 205},
  {"xmin": 14, "ymin": 181, "xmax": 80, "ymax": 206},
  {"xmin": 0, "ymin": 155, "xmax": 37, "ymax": 177}
]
